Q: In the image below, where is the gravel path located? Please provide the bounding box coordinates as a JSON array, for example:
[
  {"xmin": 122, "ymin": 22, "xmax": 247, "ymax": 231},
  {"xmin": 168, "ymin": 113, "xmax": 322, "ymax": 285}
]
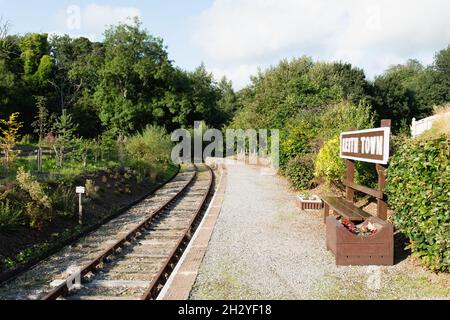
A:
[{"xmin": 190, "ymin": 163, "xmax": 449, "ymax": 300}]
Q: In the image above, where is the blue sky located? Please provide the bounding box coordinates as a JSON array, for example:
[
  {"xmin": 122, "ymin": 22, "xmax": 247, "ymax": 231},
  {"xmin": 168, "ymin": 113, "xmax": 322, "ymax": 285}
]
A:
[{"xmin": 1, "ymin": 0, "xmax": 449, "ymax": 89}]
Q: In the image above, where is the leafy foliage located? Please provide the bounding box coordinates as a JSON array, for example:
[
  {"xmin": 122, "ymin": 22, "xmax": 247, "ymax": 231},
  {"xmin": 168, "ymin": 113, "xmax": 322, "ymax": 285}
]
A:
[
  {"xmin": 52, "ymin": 109, "xmax": 78, "ymax": 167},
  {"xmin": 386, "ymin": 135, "xmax": 449, "ymax": 271},
  {"xmin": 0, "ymin": 195, "xmax": 23, "ymax": 231},
  {"xmin": 0, "ymin": 19, "xmax": 237, "ymax": 140},
  {"xmin": 0, "ymin": 112, "xmax": 23, "ymax": 173},
  {"xmin": 284, "ymin": 154, "xmax": 316, "ymax": 190},
  {"xmin": 372, "ymin": 48, "xmax": 450, "ymax": 132},
  {"xmin": 50, "ymin": 185, "xmax": 76, "ymax": 218},
  {"xmin": 318, "ymin": 101, "xmax": 375, "ymax": 141},
  {"xmin": 16, "ymin": 167, "xmax": 52, "ymax": 229},
  {"xmin": 124, "ymin": 125, "xmax": 173, "ymax": 180},
  {"xmin": 314, "ymin": 137, "xmax": 345, "ymax": 186}
]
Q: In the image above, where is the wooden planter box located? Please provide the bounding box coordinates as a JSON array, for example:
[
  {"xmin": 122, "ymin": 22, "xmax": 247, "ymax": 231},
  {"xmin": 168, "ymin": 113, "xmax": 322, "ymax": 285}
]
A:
[
  {"xmin": 296, "ymin": 194, "xmax": 323, "ymax": 210},
  {"xmin": 326, "ymin": 216, "xmax": 394, "ymax": 266}
]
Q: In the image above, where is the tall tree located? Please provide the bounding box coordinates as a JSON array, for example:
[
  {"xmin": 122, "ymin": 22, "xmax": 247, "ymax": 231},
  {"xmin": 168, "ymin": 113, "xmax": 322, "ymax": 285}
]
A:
[
  {"xmin": 52, "ymin": 109, "xmax": 78, "ymax": 167},
  {"xmin": 31, "ymin": 96, "xmax": 51, "ymax": 172},
  {"xmin": 0, "ymin": 112, "xmax": 23, "ymax": 174},
  {"xmin": 94, "ymin": 18, "xmax": 173, "ymax": 135},
  {"xmin": 215, "ymin": 76, "xmax": 238, "ymax": 126}
]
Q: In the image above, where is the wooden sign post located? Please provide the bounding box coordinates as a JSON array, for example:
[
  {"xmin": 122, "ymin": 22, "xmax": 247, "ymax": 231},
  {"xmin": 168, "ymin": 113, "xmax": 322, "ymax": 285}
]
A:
[
  {"xmin": 76, "ymin": 186, "xmax": 85, "ymax": 225},
  {"xmin": 376, "ymin": 119, "xmax": 391, "ymax": 220},
  {"xmin": 339, "ymin": 120, "xmax": 391, "ymax": 220},
  {"xmin": 323, "ymin": 120, "xmax": 393, "ymax": 266}
]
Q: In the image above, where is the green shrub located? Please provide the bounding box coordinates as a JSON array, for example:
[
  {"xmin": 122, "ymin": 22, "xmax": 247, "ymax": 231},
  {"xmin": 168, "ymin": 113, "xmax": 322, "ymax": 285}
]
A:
[
  {"xmin": 0, "ymin": 198, "xmax": 23, "ymax": 231},
  {"xmin": 285, "ymin": 154, "xmax": 316, "ymax": 190},
  {"xmin": 125, "ymin": 125, "xmax": 172, "ymax": 178},
  {"xmin": 314, "ymin": 137, "xmax": 345, "ymax": 186},
  {"xmin": 18, "ymin": 134, "xmax": 34, "ymax": 146},
  {"xmin": 16, "ymin": 168, "xmax": 51, "ymax": 208},
  {"xmin": 85, "ymin": 179, "xmax": 99, "ymax": 200},
  {"xmin": 51, "ymin": 186, "xmax": 76, "ymax": 217},
  {"xmin": 279, "ymin": 115, "xmax": 319, "ymax": 171},
  {"xmin": 354, "ymin": 162, "xmax": 378, "ymax": 189},
  {"xmin": 314, "ymin": 135, "xmax": 379, "ymax": 188},
  {"xmin": 319, "ymin": 101, "xmax": 375, "ymax": 141},
  {"xmin": 16, "ymin": 167, "xmax": 52, "ymax": 229},
  {"xmin": 386, "ymin": 135, "xmax": 449, "ymax": 272}
]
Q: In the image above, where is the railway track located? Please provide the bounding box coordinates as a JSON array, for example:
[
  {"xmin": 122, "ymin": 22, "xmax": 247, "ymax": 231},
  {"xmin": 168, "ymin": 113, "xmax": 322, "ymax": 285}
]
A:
[{"xmin": 0, "ymin": 164, "xmax": 214, "ymax": 300}]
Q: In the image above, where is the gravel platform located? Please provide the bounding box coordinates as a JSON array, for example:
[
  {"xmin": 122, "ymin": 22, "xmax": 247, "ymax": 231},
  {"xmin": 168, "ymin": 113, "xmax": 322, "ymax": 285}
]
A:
[{"xmin": 190, "ymin": 163, "xmax": 449, "ymax": 300}]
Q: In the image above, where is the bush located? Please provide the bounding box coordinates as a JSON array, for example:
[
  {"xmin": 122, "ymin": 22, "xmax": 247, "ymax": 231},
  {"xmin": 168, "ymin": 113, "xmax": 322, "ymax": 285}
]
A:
[
  {"xmin": 279, "ymin": 102, "xmax": 375, "ymax": 185},
  {"xmin": 16, "ymin": 168, "xmax": 52, "ymax": 229},
  {"xmin": 0, "ymin": 198, "xmax": 23, "ymax": 231},
  {"xmin": 319, "ymin": 101, "xmax": 375, "ymax": 141},
  {"xmin": 386, "ymin": 135, "xmax": 449, "ymax": 272},
  {"xmin": 354, "ymin": 162, "xmax": 378, "ymax": 189},
  {"xmin": 314, "ymin": 137, "xmax": 345, "ymax": 186},
  {"xmin": 125, "ymin": 125, "xmax": 173, "ymax": 179},
  {"xmin": 314, "ymin": 135, "xmax": 379, "ymax": 188},
  {"xmin": 51, "ymin": 186, "xmax": 76, "ymax": 217},
  {"xmin": 85, "ymin": 179, "xmax": 99, "ymax": 200},
  {"xmin": 279, "ymin": 113, "xmax": 320, "ymax": 171},
  {"xmin": 285, "ymin": 154, "xmax": 316, "ymax": 190}
]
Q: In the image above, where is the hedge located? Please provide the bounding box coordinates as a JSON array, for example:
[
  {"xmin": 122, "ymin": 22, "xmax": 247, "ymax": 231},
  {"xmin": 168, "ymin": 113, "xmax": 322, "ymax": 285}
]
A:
[
  {"xmin": 386, "ymin": 135, "xmax": 449, "ymax": 272},
  {"xmin": 285, "ymin": 154, "xmax": 316, "ymax": 190}
]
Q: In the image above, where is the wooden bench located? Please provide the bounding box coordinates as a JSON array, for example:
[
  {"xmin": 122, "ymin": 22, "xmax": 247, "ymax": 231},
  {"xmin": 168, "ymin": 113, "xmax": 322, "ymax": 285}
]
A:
[
  {"xmin": 322, "ymin": 196, "xmax": 371, "ymax": 223},
  {"xmin": 322, "ymin": 120, "xmax": 391, "ymax": 224}
]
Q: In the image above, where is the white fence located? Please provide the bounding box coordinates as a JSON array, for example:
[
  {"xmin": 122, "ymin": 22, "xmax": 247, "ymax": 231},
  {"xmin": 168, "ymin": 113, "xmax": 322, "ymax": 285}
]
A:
[{"xmin": 410, "ymin": 112, "xmax": 450, "ymax": 137}]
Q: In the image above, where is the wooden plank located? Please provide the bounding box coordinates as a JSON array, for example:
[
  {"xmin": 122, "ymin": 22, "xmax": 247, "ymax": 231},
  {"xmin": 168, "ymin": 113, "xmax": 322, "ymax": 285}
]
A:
[
  {"xmin": 322, "ymin": 196, "xmax": 371, "ymax": 221},
  {"xmin": 343, "ymin": 180, "xmax": 383, "ymax": 199}
]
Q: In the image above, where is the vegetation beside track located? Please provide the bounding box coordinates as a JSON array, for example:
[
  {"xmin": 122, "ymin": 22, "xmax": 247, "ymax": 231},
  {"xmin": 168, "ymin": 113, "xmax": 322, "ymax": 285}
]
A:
[
  {"xmin": 0, "ymin": 124, "xmax": 177, "ymax": 276},
  {"xmin": 0, "ymin": 163, "xmax": 178, "ymax": 277}
]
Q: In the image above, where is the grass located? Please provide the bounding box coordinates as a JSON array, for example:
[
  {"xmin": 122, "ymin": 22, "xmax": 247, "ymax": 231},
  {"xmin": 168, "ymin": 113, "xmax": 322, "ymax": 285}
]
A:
[
  {"xmin": 419, "ymin": 103, "xmax": 450, "ymax": 140},
  {"xmin": 190, "ymin": 259, "xmax": 264, "ymax": 300},
  {"xmin": 313, "ymin": 269, "xmax": 449, "ymax": 300},
  {"xmin": 1, "ymin": 154, "xmax": 123, "ymax": 184}
]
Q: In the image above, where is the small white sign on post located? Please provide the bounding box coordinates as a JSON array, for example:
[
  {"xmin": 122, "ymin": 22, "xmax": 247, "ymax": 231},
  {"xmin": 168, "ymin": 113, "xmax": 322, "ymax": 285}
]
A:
[
  {"xmin": 76, "ymin": 186, "xmax": 85, "ymax": 225},
  {"xmin": 76, "ymin": 186, "xmax": 85, "ymax": 194}
]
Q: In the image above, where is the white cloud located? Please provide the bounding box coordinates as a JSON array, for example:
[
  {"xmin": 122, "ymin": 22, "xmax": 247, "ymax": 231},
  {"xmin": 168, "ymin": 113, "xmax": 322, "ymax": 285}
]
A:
[
  {"xmin": 193, "ymin": 0, "xmax": 450, "ymax": 88},
  {"xmin": 81, "ymin": 4, "xmax": 141, "ymax": 32},
  {"xmin": 54, "ymin": 3, "xmax": 141, "ymax": 36},
  {"xmin": 210, "ymin": 64, "xmax": 260, "ymax": 89}
]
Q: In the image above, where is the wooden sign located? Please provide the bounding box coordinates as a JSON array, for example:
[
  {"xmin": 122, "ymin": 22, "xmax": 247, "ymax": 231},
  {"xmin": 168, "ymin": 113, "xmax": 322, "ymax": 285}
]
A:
[{"xmin": 340, "ymin": 127, "xmax": 390, "ymax": 164}]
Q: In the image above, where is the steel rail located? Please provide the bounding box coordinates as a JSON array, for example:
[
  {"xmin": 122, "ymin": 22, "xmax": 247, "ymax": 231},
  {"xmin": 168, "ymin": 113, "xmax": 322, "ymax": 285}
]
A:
[
  {"xmin": 140, "ymin": 165, "xmax": 214, "ymax": 300},
  {"xmin": 41, "ymin": 165, "xmax": 198, "ymax": 300}
]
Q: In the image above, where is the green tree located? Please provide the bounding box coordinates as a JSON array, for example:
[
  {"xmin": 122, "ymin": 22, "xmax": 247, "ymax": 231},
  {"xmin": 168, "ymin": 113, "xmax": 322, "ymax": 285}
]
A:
[
  {"xmin": 372, "ymin": 51, "xmax": 450, "ymax": 132},
  {"xmin": 215, "ymin": 76, "xmax": 238, "ymax": 126},
  {"xmin": 52, "ymin": 109, "xmax": 78, "ymax": 167},
  {"xmin": 0, "ymin": 112, "xmax": 23, "ymax": 174},
  {"xmin": 229, "ymin": 56, "xmax": 369, "ymax": 131},
  {"xmin": 18, "ymin": 33, "xmax": 53, "ymax": 86},
  {"xmin": 31, "ymin": 96, "xmax": 51, "ymax": 172},
  {"xmin": 94, "ymin": 18, "xmax": 173, "ymax": 135}
]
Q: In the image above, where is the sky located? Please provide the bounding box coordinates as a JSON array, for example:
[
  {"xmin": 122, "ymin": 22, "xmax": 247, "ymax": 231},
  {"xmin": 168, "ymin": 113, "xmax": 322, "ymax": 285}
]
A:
[{"xmin": 1, "ymin": 0, "xmax": 449, "ymax": 90}]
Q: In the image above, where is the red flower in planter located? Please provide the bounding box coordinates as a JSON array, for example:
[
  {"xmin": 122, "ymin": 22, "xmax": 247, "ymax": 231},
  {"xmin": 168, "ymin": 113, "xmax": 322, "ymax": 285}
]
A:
[
  {"xmin": 340, "ymin": 218, "xmax": 379, "ymax": 236},
  {"xmin": 341, "ymin": 218, "xmax": 357, "ymax": 234}
]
